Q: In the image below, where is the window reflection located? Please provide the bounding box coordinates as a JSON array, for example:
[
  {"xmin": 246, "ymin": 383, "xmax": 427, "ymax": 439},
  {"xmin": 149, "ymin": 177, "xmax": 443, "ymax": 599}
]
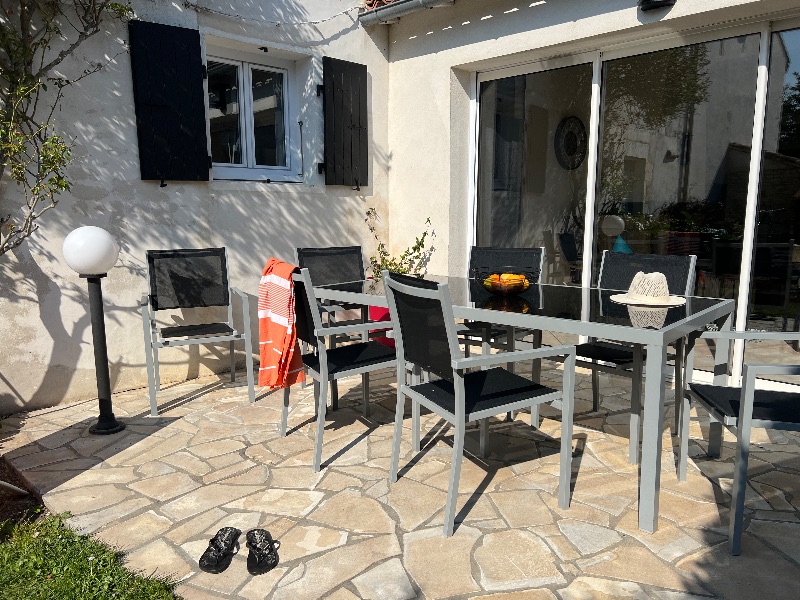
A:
[
  {"xmin": 745, "ymin": 29, "xmax": 800, "ymax": 375},
  {"xmin": 594, "ymin": 36, "xmax": 760, "ymax": 371},
  {"xmin": 208, "ymin": 61, "xmax": 242, "ymax": 165},
  {"xmin": 251, "ymin": 68, "xmax": 286, "ymax": 167},
  {"xmin": 476, "ymin": 64, "xmax": 593, "ymax": 284}
]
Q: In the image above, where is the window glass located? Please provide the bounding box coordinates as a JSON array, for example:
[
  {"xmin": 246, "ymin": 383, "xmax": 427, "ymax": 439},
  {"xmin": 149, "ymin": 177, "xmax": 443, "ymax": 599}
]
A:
[
  {"xmin": 744, "ymin": 29, "xmax": 800, "ymax": 378},
  {"xmin": 476, "ymin": 64, "xmax": 593, "ymax": 284},
  {"xmin": 593, "ymin": 36, "xmax": 760, "ymax": 371},
  {"xmin": 208, "ymin": 61, "xmax": 242, "ymax": 165},
  {"xmin": 251, "ymin": 68, "xmax": 286, "ymax": 167}
]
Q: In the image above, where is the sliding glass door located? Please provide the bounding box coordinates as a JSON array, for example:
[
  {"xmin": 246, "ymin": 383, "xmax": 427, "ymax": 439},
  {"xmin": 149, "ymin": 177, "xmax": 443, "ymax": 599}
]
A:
[
  {"xmin": 474, "ymin": 23, "xmax": 800, "ymax": 378},
  {"xmin": 744, "ymin": 28, "xmax": 800, "ymax": 376},
  {"xmin": 476, "ymin": 63, "xmax": 593, "ymax": 284}
]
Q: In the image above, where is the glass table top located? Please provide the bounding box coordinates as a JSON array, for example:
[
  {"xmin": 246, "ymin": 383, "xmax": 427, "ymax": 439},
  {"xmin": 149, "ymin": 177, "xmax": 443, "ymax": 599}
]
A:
[{"xmin": 315, "ymin": 277, "xmax": 729, "ymax": 331}]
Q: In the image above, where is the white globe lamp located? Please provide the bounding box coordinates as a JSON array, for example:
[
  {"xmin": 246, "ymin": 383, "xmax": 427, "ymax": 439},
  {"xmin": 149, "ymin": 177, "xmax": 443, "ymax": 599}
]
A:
[
  {"xmin": 62, "ymin": 226, "xmax": 125, "ymax": 435},
  {"xmin": 63, "ymin": 226, "xmax": 120, "ymax": 276},
  {"xmin": 601, "ymin": 215, "xmax": 625, "ymax": 238}
]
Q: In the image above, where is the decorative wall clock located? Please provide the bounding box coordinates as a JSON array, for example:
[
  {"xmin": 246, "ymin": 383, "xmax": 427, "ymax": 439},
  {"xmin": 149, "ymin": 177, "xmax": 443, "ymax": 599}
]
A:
[{"xmin": 554, "ymin": 116, "xmax": 587, "ymax": 170}]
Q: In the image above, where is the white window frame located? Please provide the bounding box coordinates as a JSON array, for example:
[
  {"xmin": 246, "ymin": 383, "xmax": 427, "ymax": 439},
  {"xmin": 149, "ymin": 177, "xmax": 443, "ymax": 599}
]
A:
[{"xmin": 206, "ymin": 46, "xmax": 300, "ymax": 183}]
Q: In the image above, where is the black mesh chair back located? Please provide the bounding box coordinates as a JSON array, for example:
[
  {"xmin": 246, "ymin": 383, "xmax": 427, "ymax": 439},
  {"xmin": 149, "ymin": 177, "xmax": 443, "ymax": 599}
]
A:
[
  {"xmin": 384, "ymin": 273, "xmax": 455, "ymax": 381},
  {"xmin": 147, "ymin": 248, "xmax": 229, "ymax": 311},
  {"xmin": 297, "ymin": 246, "xmax": 364, "ymax": 286},
  {"xmin": 469, "ymin": 246, "xmax": 544, "ymax": 283},
  {"xmin": 558, "ymin": 233, "xmax": 580, "ymax": 263},
  {"xmin": 598, "ymin": 250, "xmax": 695, "ymax": 295},
  {"xmin": 292, "ymin": 270, "xmax": 323, "ymax": 347}
]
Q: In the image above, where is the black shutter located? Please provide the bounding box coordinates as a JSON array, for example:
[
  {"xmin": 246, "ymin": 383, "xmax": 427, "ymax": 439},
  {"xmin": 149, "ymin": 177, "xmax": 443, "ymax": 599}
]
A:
[
  {"xmin": 129, "ymin": 20, "xmax": 209, "ymax": 182},
  {"xmin": 322, "ymin": 57, "xmax": 368, "ymax": 187}
]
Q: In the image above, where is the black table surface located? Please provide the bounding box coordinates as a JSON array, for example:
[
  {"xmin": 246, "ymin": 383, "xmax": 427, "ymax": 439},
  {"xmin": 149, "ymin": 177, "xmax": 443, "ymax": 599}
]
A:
[{"xmin": 315, "ymin": 277, "xmax": 725, "ymax": 331}]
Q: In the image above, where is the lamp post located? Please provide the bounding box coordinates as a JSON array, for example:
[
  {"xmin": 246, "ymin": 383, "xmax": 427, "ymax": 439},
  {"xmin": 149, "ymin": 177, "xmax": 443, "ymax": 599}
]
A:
[{"xmin": 62, "ymin": 226, "xmax": 125, "ymax": 435}]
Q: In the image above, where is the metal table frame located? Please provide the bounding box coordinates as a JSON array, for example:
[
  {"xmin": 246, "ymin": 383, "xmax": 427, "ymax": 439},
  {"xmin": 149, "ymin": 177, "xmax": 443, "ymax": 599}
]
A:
[{"xmin": 313, "ymin": 280, "xmax": 735, "ymax": 533}]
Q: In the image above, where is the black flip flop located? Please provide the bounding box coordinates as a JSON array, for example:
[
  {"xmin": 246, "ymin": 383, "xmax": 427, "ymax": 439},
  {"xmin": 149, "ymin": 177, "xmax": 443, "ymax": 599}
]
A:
[
  {"xmin": 199, "ymin": 527, "xmax": 241, "ymax": 573},
  {"xmin": 246, "ymin": 529, "xmax": 281, "ymax": 575}
]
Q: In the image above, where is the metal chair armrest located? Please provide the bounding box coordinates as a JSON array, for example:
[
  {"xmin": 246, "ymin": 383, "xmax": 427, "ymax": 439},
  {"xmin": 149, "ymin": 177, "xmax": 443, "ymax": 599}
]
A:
[
  {"xmin": 452, "ymin": 344, "xmax": 575, "ymax": 370},
  {"xmin": 742, "ymin": 363, "xmax": 800, "ymax": 378},
  {"xmin": 315, "ymin": 322, "xmax": 392, "ymax": 338},
  {"xmin": 700, "ymin": 331, "xmax": 800, "ymax": 342},
  {"xmin": 230, "ymin": 288, "xmax": 251, "ymax": 333}
]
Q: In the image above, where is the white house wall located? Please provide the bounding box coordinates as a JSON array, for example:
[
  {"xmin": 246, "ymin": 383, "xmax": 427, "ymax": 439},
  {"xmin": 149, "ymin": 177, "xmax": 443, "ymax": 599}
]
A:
[
  {"xmin": 0, "ymin": 0, "xmax": 390, "ymax": 413},
  {"xmin": 384, "ymin": 0, "xmax": 800, "ymax": 279}
]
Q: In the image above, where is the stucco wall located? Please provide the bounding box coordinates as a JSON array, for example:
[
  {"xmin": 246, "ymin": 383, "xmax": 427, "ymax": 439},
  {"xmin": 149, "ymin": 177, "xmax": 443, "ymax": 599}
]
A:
[
  {"xmin": 384, "ymin": 0, "xmax": 800, "ymax": 281},
  {"xmin": 0, "ymin": 0, "xmax": 390, "ymax": 414}
]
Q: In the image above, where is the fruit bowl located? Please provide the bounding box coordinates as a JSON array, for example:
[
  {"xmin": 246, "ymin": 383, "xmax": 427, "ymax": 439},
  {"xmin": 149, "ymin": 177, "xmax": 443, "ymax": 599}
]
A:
[{"xmin": 481, "ymin": 271, "xmax": 530, "ymax": 295}]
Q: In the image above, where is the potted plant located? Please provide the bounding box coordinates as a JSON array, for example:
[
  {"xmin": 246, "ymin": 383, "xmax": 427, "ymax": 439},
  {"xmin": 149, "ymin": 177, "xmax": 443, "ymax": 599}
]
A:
[{"xmin": 364, "ymin": 208, "xmax": 434, "ymax": 346}]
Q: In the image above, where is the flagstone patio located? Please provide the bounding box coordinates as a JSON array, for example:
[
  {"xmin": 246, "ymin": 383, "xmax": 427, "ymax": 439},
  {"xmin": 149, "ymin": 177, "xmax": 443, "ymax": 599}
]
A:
[{"xmin": 2, "ymin": 362, "xmax": 800, "ymax": 599}]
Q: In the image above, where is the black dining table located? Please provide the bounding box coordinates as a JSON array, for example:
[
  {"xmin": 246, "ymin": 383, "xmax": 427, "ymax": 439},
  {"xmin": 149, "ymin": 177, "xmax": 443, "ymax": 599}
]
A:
[{"xmin": 313, "ymin": 276, "xmax": 735, "ymax": 533}]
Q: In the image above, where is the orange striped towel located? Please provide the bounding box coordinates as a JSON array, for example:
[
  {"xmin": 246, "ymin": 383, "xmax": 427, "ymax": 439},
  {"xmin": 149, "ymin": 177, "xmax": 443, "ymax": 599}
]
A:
[{"xmin": 258, "ymin": 258, "xmax": 306, "ymax": 390}]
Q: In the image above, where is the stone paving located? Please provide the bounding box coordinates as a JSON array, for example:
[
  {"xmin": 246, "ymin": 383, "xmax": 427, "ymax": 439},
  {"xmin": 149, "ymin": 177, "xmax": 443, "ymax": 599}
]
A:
[{"xmin": 3, "ymin": 363, "xmax": 800, "ymax": 599}]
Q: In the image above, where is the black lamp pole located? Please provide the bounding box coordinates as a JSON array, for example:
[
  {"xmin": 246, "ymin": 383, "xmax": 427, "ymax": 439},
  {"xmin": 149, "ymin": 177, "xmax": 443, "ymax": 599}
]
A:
[{"xmin": 85, "ymin": 273, "xmax": 125, "ymax": 435}]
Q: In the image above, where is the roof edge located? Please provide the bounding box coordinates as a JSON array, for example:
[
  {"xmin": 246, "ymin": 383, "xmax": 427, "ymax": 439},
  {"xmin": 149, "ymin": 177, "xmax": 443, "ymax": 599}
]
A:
[{"xmin": 359, "ymin": 0, "xmax": 455, "ymax": 27}]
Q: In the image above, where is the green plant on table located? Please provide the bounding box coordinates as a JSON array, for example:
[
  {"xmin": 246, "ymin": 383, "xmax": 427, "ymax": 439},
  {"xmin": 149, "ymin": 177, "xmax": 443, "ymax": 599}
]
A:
[{"xmin": 365, "ymin": 207, "xmax": 434, "ymax": 278}]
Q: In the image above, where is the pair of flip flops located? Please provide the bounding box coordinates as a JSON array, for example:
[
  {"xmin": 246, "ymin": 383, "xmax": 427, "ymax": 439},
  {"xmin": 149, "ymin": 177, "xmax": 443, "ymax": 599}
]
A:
[{"xmin": 199, "ymin": 527, "xmax": 281, "ymax": 575}]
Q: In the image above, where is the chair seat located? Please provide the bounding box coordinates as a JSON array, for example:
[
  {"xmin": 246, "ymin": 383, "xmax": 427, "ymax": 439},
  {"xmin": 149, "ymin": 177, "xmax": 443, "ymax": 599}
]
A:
[
  {"xmin": 458, "ymin": 321, "xmax": 510, "ymax": 340},
  {"xmin": 161, "ymin": 322, "xmax": 234, "ymax": 339},
  {"xmin": 689, "ymin": 383, "xmax": 800, "ymax": 425},
  {"xmin": 411, "ymin": 368, "xmax": 556, "ymax": 419},
  {"xmin": 302, "ymin": 341, "xmax": 396, "ymax": 376},
  {"xmin": 576, "ymin": 342, "xmax": 635, "ymax": 365}
]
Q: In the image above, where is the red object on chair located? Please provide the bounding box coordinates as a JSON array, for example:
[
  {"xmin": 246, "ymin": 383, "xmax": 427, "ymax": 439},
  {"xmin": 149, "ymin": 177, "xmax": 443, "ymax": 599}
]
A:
[{"xmin": 370, "ymin": 305, "xmax": 395, "ymax": 348}]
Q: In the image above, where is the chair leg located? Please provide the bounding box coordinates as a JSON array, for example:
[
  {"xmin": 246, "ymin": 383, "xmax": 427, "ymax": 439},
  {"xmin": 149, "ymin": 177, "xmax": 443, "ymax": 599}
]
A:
[
  {"xmin": 708, "ymin": 420, "xmax": 723, "ymax": 458},
  {"xmin": 313, "ymin": 380, "xmax": 321, "ymax": 418},
  {"xmin": 591, "ymin": 368, "xmax": 600, "ymax": 412},
  {"xmin": 153, "ymin": 345, "xmax": 161, "ymax": 392},
  {"xmin": 243, "ymin": 330, "xmax": 255, "ymax": 404},
  {"xmin": 280, "ymin": 386, "xmax": 291, "ymax": 437},
  {"xmin": 479, "ymin": 418, "xmax": 489, "ymax": 458},
  {"xmin": 145, "ymin": 343, "xmax": 159, "ymax": 417},
  {"xmin": 443, "ymin": 420, "xmax": 466, "ymax": 537},
  {"xmin": 300, "ymin": 342, "xmax": 309, "ymax": 388},
  {"xmin": 530, "ymin": 404, "xmax": 539, "ymax": 429},
  {"xmin": 629, "ymin": 347, "xmax": 643, "ymax": 465},
  {"xmin": 229, "ymin": 340, "xmax": 236, "ymax": 383},
  {"xmin": 412, "ymin": 400, "xmax": 421, "ymax": 452},
  {"xmin": 313, "ymin": 378, "xmax": 329, "ymax": 473},
  {"xmin": 362, "ymin": 373, "xmax": 370, "ymax": 418},
  {"xmin": 730, "ymin": 386, "xmax": 755, "ymax": 555},
  {"xmin": 530, "ymin": 329, "xmax": 542, "ymax": 429},
  {"xmin": 730, "ymin": 434, "xmax": 751, "ymax": 555},
  {"xmin": 678, "ymin": 392, "xmax": 691, "ymax": 482},
  {"xmin": 389, "ymin": 384, "xmax": 406, "ymax": 483}
]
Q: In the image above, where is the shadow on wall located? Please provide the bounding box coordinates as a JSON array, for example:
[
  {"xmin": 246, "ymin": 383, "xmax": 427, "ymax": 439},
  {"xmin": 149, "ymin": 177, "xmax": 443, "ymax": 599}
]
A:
[{"xmin": 0, "ymin": 0, "xmax": 391, "ymax": 414}]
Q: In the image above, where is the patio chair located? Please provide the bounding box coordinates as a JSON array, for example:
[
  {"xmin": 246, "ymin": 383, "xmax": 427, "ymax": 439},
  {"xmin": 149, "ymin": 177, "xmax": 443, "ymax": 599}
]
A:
[
  {"xmin": 141, "ymin": 248, "xmax": 254, "ymax": 416},
  {"xmin": 384, "ymin": 271, "xmax": 575, "ymax": 537},
  {"xmin": 462, "ymin": 246, "xmax": 545, "ymax": 357},
  {"xmin": 296, "ymin": 245, "xmax": 365, "ymax": 286},
  {"xmin": 581, "ymin": 250, "xmax": 696, "ymax": 463},
  {"xmin": 558, "ymin": 232, "xmax": 582, "ymax": 283},
  {"xmin": 296, "ymin": 245, "xmax": 368, "ymax": 408},
  {"xmin": 286, "ymin": 268, "xmax": 396, "ymax": 472},
  {"xmin": 678, "ymin": 330, "xmax": 800, "ymax": 555}
]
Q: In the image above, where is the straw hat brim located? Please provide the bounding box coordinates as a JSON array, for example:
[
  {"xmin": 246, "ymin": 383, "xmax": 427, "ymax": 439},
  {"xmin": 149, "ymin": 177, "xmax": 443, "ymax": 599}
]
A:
[{"xmin": 610, "ymin": 293, "xmax": 686, "ymax": 308}]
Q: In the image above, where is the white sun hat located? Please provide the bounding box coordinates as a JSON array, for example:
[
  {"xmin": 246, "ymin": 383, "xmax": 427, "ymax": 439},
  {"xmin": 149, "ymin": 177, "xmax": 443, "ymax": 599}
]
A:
[{"xmin": 610, "ymin": 271, "xmax": 686, "ymax": 307}]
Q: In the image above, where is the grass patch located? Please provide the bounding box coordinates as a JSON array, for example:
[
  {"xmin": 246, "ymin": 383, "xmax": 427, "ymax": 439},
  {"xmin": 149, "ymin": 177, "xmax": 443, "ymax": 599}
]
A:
[{"xmin": 0, "ymin": 513, "xmax": 179, "ymax": 600}]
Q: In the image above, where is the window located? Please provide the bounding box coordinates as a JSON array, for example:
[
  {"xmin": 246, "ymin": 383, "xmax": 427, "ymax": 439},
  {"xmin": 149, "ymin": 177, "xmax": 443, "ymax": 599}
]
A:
[{"xmin": 207, "ymin": 51, "xmax": 296, "ymax": 181}]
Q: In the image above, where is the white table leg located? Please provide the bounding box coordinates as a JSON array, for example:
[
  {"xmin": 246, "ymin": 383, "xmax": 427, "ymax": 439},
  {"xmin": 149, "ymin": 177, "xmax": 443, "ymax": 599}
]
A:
[{"xmin": 638, "ymin": 342, "xmax": 667, "ymax": 533}]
